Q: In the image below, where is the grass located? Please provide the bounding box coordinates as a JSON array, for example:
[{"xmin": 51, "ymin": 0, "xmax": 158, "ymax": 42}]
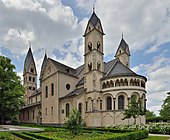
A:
[{"xmin": 143, "ymin": 136, "xmax": 170, "ymax": 140}]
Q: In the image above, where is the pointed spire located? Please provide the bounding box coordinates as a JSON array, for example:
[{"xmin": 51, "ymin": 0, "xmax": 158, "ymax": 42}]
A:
[
  {"xmin": 122, "ymin": 32, "xmax": 124, "ymax": 39},
  {"xmin": 24, "ymin": 46, "xmax": 37, "ymax": 74}
]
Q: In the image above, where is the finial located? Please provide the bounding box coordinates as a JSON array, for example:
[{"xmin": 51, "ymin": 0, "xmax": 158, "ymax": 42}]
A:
[
  {"xmin": 93, "ymin": 4, "xmax": 95, "ymax": 13},
  {"xmin": 122, "ymin": 32, "xmax": 123, "ymax": 39}
]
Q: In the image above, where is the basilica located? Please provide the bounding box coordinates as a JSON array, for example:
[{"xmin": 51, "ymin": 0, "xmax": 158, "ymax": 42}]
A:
[{"xmin": 19, "ymin": 11, "xmax": 147, "ymax": 126}]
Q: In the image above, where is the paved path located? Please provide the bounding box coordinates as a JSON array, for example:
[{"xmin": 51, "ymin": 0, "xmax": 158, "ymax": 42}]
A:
[
  {"xmin": 0, "ymin": 125, "xmax": 44, "ymax": 132},
  {"xmin": 149, "ymin": 133, "xmax": 170, "ymax": 137}
]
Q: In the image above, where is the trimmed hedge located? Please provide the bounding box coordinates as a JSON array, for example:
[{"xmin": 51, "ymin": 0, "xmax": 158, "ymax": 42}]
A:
[{"xmin": 12, "ymin": 132, "xmax": 38, "ymax": 140}]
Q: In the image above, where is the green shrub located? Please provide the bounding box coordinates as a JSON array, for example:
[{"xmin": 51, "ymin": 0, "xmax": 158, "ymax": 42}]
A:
[
  {"xmin": 65, "ymin": 109, "xmax": 83, "ymax": 135},
  {"xmin": 12, "ymin": 132, "xmax": 38, "ymax": 140},
  {"xmin": 0, "ymin": 132, "xmax": 13, "ymax": 140}
]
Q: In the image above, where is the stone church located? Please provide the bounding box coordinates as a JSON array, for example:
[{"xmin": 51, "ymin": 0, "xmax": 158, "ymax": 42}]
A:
[{"xmin": 19, "ymin": 11, "xmax": 147, "ymax": 126}]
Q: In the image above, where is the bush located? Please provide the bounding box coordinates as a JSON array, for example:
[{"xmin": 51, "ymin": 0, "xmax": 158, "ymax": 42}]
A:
[
  {"xmin": 65, "ymin": 109, "xmax": 83, "ymax": 135},
  {"xmin": 0, "ymin": 132, "xmax": 13, "ymax": 140}
]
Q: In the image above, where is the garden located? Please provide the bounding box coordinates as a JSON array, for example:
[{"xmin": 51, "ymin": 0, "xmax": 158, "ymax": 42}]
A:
[{"xmin": 0, "ymin": 123, "xmax": 170, "ymax": 140}]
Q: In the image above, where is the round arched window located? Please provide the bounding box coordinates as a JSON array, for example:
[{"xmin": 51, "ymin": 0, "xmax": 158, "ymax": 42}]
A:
[{"xmin": 66, "ymin": 84, "xmax": 70, "ymax": 90}]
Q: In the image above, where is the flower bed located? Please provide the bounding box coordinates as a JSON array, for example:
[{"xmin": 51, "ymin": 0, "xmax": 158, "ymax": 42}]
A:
[{"xmin": 106, "ymin": 122, "xmax": 170, "ymax": 135}]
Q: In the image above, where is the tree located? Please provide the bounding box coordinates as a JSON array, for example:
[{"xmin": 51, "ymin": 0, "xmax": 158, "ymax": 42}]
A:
[
  {"xmin": 0, "ymin": 56, "xmax": 24, "ymax": 124},
  {"xmin": 146, "ymin": 109, "xmax": 156, "ymax": 118},
  {"xmin": 123, "ymin": 95, "xmax": 145, "ymax": 125},
  {"xmin": 160, "ymin": 92, "xmax": 170, "ymax": 118},
  {"xmin": 65, "ymin": 109, "xmax": 83, "ymax": 135}
]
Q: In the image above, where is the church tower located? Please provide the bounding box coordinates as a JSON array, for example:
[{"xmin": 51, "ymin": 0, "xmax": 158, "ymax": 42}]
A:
[
  {"xmin": 84, "ymin": 10, "xmax": 105, "ymax": 93},
  {"xmin": 23, "ymin": 45, "xmax": 37, "ymax": 105},
  {"xmin": 115, "ymin": 36, "xmax": 131, "ymax": 68}
]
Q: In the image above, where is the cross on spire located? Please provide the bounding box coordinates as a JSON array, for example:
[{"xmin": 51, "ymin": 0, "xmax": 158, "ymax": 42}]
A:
[
  {"xmin": 93, "ymin": 4, "xmax": 95, "ymax": 13},
  {"xmin": 29, "ymin": 41, "xmax": 31, "ymax": 48}
]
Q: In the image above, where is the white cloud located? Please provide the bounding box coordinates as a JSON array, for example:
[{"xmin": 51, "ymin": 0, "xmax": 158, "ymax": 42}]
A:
[
  {"xmin": 76, "ymin": 0, "xmax": 170, "ymax": 55},
  {"xmin": 133, "ymin": 54, "xmax": 170, "ymax": 115}
]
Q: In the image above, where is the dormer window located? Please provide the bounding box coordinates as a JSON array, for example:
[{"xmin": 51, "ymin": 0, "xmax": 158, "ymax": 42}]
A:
[
  {"xmin": 88, "ymin": 42, "xmax": 92, "ymax": 52},
  {"xmin": 119, "ymin": 50, "xmax": 121, "ymax": 54}
]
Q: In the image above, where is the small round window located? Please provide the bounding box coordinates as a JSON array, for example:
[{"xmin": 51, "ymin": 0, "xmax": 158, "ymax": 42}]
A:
[{"xmin": 66, "ymin": 84, "xmax": 70, "ymax": 90}]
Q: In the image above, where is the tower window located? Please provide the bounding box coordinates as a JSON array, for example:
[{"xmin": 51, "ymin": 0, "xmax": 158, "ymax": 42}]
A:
[
  {"xmin": 33, "ymin": 77, "xmax": 35, "ymax": 82},
  {"xmin": 97, "ymin": 42, "xmax": 100, "ymax": 50},
  {"xmin": 88, "ymin": 42, "xmax": 92, "ymax": 52},
  {"xmin": 45, "ymin": 86, "xmax": 48, "ymax": 98},
  {"xmin": 97, "ymin": 62, "xmax": 101, "ymax": 71},
  {"xmin": 29, "ymin": 76, "xmax": 31, "ymax": 81},
  {"xmin": 33, "ymin": 87, "xmax": 35, "ymax": 90},
  {"xmin": 88, "ymin": 63, "xmax": 92, "ymax": 72},
  {"xmin": 30, "ymin": 68, "xmax": 34, "ymax": 73}
]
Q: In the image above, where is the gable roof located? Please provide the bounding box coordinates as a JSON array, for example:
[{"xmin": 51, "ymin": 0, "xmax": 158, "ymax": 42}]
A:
[
  {"xmin": 49, "ymin": 58, "xmax": 77, "ymax": 77},
  {"xmin": 24, "ymin": 47, "xmax": 37, "ymax": 74}
]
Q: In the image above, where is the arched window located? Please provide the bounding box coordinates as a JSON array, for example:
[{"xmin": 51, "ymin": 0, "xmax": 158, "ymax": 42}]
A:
[
  {"xmin": 118, "ymin": 95, "xmax": 124, "ymax": 110},
  {"xmin": 45, "ymin": 86, "xmax": 48, "ymax": 98},
  {"xmin": 66, "ymin": 103, "xmax": 70, "ymax": 117},
  {"xmin": 102, "ymin": 82, "xmax": 106, "ymax": 89},
  {"xmin": 97, "ymin": 61, "xmax": 101, "ymax": 71},
  {"xmin": 141, "ymin": 81, "xmax": 145, "ymax": 88},
  {"xmin": 51, "ymin": 83, "xmax": 54, "ymax": 96},
  {"xmin": 30, "ymin": 68, "xmax": 34, "ymax": 73},
  {"xmin": 124, "ymin": 79, "xmax": 128, "ymax": 86},
  {"xmin": 106, "ymin": 97, "xmax": 112, "ymax": 110},
  {"xmin": 97, "ymin": 41, "xmax": 100, "ymax": 50},
  {"xmin": 88, "ymin": 42, "xmax": 92, "ymax": 52},
  {"xmin": 78, "ymin": 103, "xmax": 82, "ymax": 114},
  {"xmin": 88, "ymin": 63, "xmax": 92, "ymax": 71},
  {"xmin": 110, "ymin": 80, "xmax": 114, "ymax": 87},
  {"xmin": 130, "ymin": 79, "xmax": 134, "ymax": 86},
  {"xmin": 120, "ymin": 79, "xmax": 124, "ymax": 86},
  {"xmin": 106, "ymin": 81, "xmax": 110, "ymax": 88},
  {"xmin": 115, "ymin": 79, "xmax": 120, "ymax": 87}
]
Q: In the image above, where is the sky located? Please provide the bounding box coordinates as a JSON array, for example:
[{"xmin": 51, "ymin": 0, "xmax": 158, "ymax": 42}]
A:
[{"xmin": 0, "ymin": 0, "xmax": 170, "ymax": 115}]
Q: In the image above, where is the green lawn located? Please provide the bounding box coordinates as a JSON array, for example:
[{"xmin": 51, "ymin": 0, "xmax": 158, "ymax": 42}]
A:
[{"xmin": 144, "ymin": 136, "xmax": 170, "ymax": 140}]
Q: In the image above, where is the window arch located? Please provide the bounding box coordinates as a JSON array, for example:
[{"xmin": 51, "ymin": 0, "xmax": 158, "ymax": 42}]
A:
[
  {"xmin": 97, "ymin": 41, "xmax": 100, "ymax": 50},
  {"xmin": 124, "ymin": 79, "xmax": 128, "ymax": 86},
  {"xmin": 118, "ymin": 95, "xmax": 124, "ymax": 110},
  {"xmin": 130, "ymin": 79, "xmax": 134, "ymax": 86},
  {"xmin": 97, "ymin": 61, "xmax": 101, "ymax": 71},
  {"xmin": 45, "ymin": 86, "xmax": 48, "ymax": 98},
  {"xmin": 102, "ymin": 82, "xmax": 106, "ymax": 89},
  {"xmin": 115, "ymin": 79, "xmax": 120, "ymax": 87},
  {"xmin": 51, "ymin": 83, "xmax": 54, "ymax": 96},
  {"xmin": 106, "ymin": 96, "xmax": 112, "ymax": 110},
  {"xmin": 78, "ymin": 103, "xmax": 82, "ymax": 114},
  {"xmin": 66, "ymin": 103, "xmax": 70, "ymax": 117},
  {"xmin": 88, "ymin": 42, "xmax": 92, "ymax": 52},
  {"xmin": 88, "ymin": 63, "xmax": 92, "ymax": 72}
]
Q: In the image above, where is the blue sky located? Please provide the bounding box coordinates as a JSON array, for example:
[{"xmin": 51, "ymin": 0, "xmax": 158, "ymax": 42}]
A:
[{"xmin": 0, "ymin": 0, "xmax": 170, "ymax": 115}]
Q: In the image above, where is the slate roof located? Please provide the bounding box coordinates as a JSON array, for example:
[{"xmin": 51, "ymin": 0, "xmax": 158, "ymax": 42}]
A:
[
  {"xmin": 60, "ymin": 87, "xmax": 85, "ymax": 99},
  {"xmin": 105, "ymin": 60, "xmax": 137, "ymax": 78},
  {"xmin": 24, "ymin": 48, "xmax": 36, "ymax": 73},
  {"xmin": 40, "ymin": 53, "xmax": 47, "ymax": 79},
  {"xmin": 49, "ymin": 58, "xmax": 76, "ymax": 77},
  {"xmin": 116, "ymin": 38, "xmax": 130, "ymax": 56},
  {"xmin": 89, "ymin": 12, "xmax": 100, "ymax": 27}
]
